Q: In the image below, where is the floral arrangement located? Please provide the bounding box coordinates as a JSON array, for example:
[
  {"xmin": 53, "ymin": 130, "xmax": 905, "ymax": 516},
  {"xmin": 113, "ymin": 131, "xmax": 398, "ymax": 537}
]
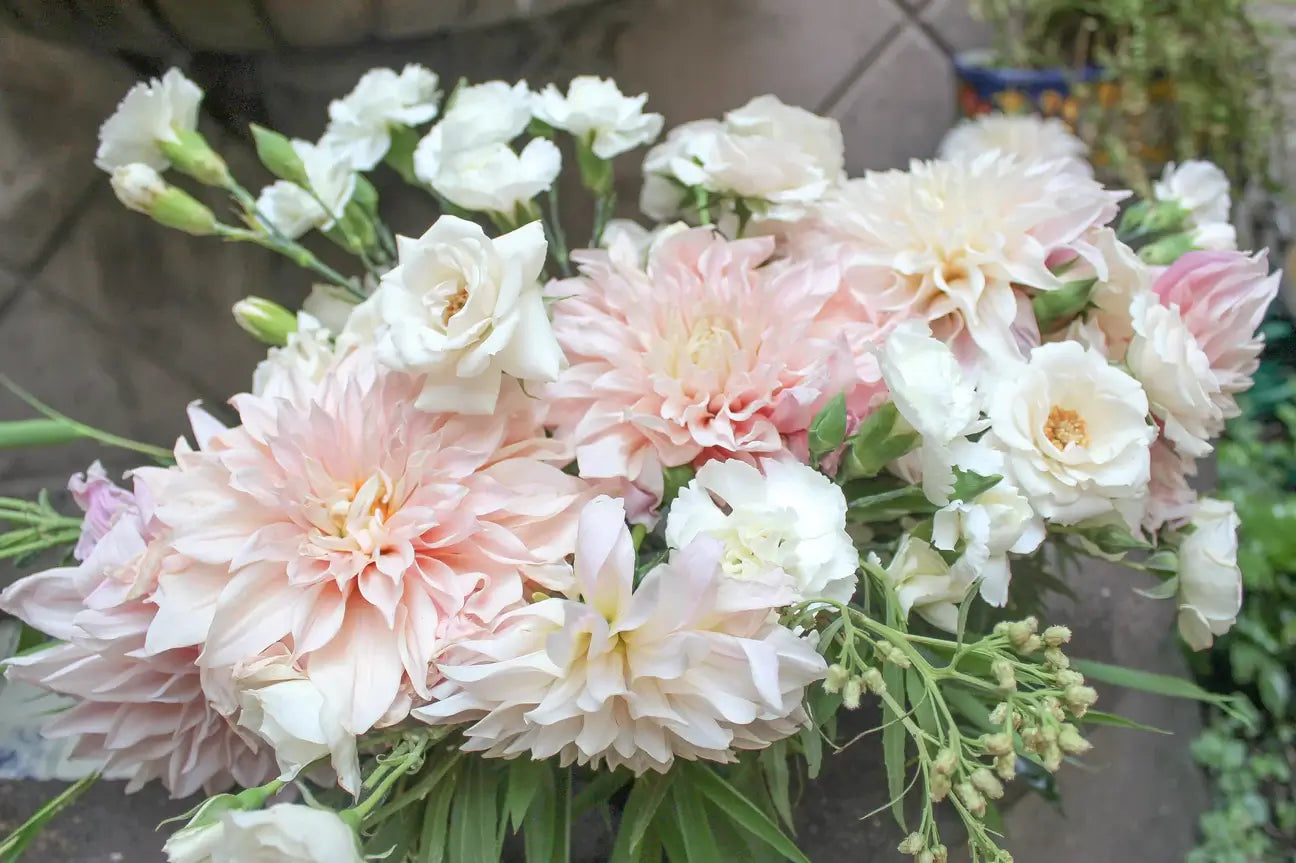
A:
[{"xmin": 0, "ymin": 67, "xmax": 1279, "ymax": 862}]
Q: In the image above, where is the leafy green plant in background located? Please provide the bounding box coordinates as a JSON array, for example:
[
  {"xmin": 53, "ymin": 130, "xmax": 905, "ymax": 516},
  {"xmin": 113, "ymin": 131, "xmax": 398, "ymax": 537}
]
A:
[
  {"xmin": 971, "ymin": 0, "xmax": 1283, "ymax": 194},
  {"xmin": 1187, "ymin": 316, "xmax": 1296, "ymax": 862}
]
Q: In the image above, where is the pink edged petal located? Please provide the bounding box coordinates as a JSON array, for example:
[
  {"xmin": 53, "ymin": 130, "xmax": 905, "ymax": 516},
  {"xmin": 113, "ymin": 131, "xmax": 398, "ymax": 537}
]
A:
[
  {"xmin": 200, "ymin": 563, "xmax": 299, "ymax": 668},
  {"xmin": 304, "ymin": 600, "xmax": 405, "ymax": 733}
]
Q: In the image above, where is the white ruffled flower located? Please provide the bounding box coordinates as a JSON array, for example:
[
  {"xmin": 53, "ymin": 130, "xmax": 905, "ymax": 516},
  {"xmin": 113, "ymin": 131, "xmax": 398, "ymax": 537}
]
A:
[
  {"xmin": 256, "ymin": 140, "xmax": 357, "ymax": 238},
  {"xmin": 163, "ymin": 804, "xmax": 362, "ymax": 863},
  {"xmin": 879, "ymin": 320, "xmax": 983, "ymax": 504},
  {"xmin": 1125, "ymin": 293, "xmax": 1224, "ymax": 457},
  {"xmin": 1154, "ymin": 160, "xmax": 1232, "ymax": 228},
  {"xmin": 983, "ymin": 341, "xmax": 1155, "ymax": 528},
  {"xmin": 96, "ymin": 68, "xmax": 203, "ymax": 171},
  {"xmin": 254, "ymin": 181, "xmax": 325, "ymax": 240},
  {"xmin": 110, "ymin": 162, "xmax": 168, "ymax": 213},
  {"xmin": 228, "ymin": 649, "xmax": 360, "ymax": 794},
  {"xmin": 439, "ymin": 80, "xmax": 533, "ymax": 148},
  {"xmin": 1192, "ymin": 221, "xmax": 1238, "ymax": 252},
  {"xmin": 1176, "ymin": 498, "xmax": 1242, "ymax": 651},
  {"xmin": 414, "ymin": 130, "xmax": 561, "ymax": 215},
  {"xmin": 414, "ymin": 495, "xmax": 827, "ymax": 774},
  {"xmin": 641, "ymin": 95, "xmax": 844, "ymax": 222},
  {"xmin": 884, "ymin": 534, "xmax": 972, "ymax": 632},
  {"xmin": 665, "ymin": 458, "xmax": 858, "ymax": 603},
  {"xmin": 252, "ymin": 313, "xmax": 338, "ymax": 401},
  {"xmin": 532, "ymin": 76, "xmax": 663, "ymax": 158},
  {"xmin": 343, "ymin": 215, "xmax": 561, "ymax": 414},
  {"xmin": 302, "ymin": 284, "xmax": 359, "ymax": 334},
  {"xmin": 1082, "ymin": 227, "xmax": 1153, "ymax": 355},
  {"xmin": 323, "ymin": 64, "xmax": 441, "ymax": 170},
  {"xmin": 938, "ymin": 113, "xmax": 1090, "ymax": 175}
]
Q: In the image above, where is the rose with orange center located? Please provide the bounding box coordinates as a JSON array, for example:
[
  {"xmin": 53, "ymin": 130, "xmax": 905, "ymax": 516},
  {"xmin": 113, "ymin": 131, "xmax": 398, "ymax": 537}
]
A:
[{"xmin": 982, "ymin": 341, "xmax": 1156, "ymax": 528}]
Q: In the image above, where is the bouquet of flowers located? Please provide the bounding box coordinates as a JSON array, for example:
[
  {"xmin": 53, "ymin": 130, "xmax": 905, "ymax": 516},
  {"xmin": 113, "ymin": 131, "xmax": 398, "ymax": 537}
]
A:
[{"xmin": 0, "ymin": 70, "xmax": 1277, "ymax": 862}]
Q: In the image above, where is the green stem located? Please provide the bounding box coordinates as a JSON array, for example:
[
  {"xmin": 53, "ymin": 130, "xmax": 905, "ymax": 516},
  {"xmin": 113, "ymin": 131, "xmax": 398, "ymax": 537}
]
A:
[
  {"xmin": 590, "ymin": 193, "xmax": 616, "ymax": 249},
  {"xmin": 215, "ymin": 225, "xmax": 362, "ymax": 298},
  {"xmin": 346, "ymin": 739, "xmax": 429, "ymax": 823},
  {"xmin": 0, "ymin": 376, "xmax": 174, "ymax": 463},
  {"xmin": 545, "ymin": 189, "xmax": 573, "ymax": 277}
]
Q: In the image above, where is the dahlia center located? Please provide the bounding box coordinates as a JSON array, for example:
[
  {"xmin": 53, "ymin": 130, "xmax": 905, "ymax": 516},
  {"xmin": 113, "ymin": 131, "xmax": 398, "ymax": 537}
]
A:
[
  {"xmin": 1044, "ymin": 405, "xmax": 1091, "ymax": 449},
  {"xmin": 326, "ymin": 474, "xmax": 398, "ymax": 541},
  {"xmin": 683, "ymin": 320, "xmax": 737, "ymax": 372}
]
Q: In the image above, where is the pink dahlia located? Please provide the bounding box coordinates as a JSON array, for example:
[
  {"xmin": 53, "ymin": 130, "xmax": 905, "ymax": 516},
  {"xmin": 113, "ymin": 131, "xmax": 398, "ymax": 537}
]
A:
[
  {"xmin": 0, "ymin": 466, "xmax": 273, "ymax": 797},
  {"xmin": 1150, "ymin": 250, "xmax": 1280, "ymax": 407},
  {"xmin": 146, "ymin": 363, "xmax": 592, "ymax": 734},
  {"xmin": 545, "ymin": 227, "xmax": 863, "ymax": 510}
]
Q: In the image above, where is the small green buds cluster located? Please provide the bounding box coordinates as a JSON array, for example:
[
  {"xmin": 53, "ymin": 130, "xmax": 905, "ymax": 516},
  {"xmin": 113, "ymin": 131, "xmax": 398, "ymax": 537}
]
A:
[
  {"xmin": 872, "ymin": 639, "xmax": 911, "ymax": 669},
  {"xmin": 897, "ymin": 833, "xmax": 949, "ymax": 863},
  {"xmin": 823, "ymin": 662, "xmax": 887, "ymax": 709}
]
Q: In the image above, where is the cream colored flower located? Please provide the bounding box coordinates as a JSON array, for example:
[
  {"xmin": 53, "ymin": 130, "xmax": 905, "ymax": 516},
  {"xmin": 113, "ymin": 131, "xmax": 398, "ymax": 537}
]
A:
[
  {"xmin": 110, "ymin": 163, "xmax": 168, "ymax": 213},
  {"xmin": 414, "ymin": 129, "xmax": 560, "ymax": 215},
  {"xmin": 1155, "ymin": 160, "xmax": 1231, "ymax": 228},
  {"xmin": 344, "ymin": 215, "xmax": 561, "ymax": 414},
  {"xmin": 884, "ymin": 534, "xmax": 972, "ymax": 632},
  {"xmin": 323, "ymin": 64, "xmax": 441, "ymax": 170},
  {"xmin": 96, "ymin": 68, "xmax": 203, "ymax": 171},
  {"xmin": 532, "ymin": 76, "xmax": 663, "ymax": 158},
  {"xmin": 254, "ymin": 181, "xmax": 325, "ymax": 240},
  {"xmin": 251, "ymin": 313, "xmax": 338, "ymax": 402},
  {"xmin": 983, "ymin": 341, "xmax": 1155, "ymax": 528},
  {"xmin": 1176, "ymin": 498, "xmax": 1242, "ymax": 650},
  {"xmin": 665, "ymin": 458, "xmax": 858, "ymax": 603},
  {"xmin": 164, "ymin": 804, "xmax": 363, "ymax": 863},
  {"xmin": 938, "ymin": 113, "xmax": 1089, "ymax": 175}
]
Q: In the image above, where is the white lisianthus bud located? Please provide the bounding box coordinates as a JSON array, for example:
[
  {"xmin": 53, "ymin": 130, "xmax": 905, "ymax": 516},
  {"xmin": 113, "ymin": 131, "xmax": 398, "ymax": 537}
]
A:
[
  {"xmin": 233, "ymin": 297, "xmax": 298, "ymax": 347},
  {"xmin": 165, "ymin": 804, "xmax": 363, "ymax": 863},
  {"xmin": 110, "ymin": 163, "xmax": 168, "ymax": 213},
  {"xmin": 110, "ymin": 164, "xmax": 217, "ymax": 236}
]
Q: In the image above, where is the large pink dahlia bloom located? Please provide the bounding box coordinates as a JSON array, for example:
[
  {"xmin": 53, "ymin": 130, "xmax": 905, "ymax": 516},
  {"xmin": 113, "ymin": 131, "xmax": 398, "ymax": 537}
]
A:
[
  {"xmin": 145, "ymin": 364, "xmax": 592, "ymax": 734},
  {"xmin": 0, "ymin": 464, "xmax": 273, "ymax": 797},
  {"xmin": 544, "ymin": 227, "xmax": 863, "ymax": 510}
]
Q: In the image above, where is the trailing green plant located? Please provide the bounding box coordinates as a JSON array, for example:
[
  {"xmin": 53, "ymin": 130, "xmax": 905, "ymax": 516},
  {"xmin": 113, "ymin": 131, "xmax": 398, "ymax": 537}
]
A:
[{"xmin": 971, "ymin": 0, "xmax": 1284, "ymax": 193}]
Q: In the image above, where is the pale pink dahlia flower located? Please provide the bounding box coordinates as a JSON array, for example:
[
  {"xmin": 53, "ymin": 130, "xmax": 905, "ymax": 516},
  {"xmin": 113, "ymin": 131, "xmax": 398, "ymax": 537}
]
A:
[
  {"xmin": 545, "ymin": 227, "xmax": 861, "ymax": 510},
  {"xmin": 0, "ymin": 465, "xmax": 273, "ymax": 797},
  {"xmin": 146, "ymin": 366, "xmax": 592, "ymax": 734},
  {"xmin": 1150, "ymin": 250, "xmax": 1280, "ymax": 411},
  {"xmin": 814, "ymin": 153, "xmax": 1124, "ymax": 365},
  {"xmin": 414, "ymin": 496, "xmax": 826, "ymax": 774}
]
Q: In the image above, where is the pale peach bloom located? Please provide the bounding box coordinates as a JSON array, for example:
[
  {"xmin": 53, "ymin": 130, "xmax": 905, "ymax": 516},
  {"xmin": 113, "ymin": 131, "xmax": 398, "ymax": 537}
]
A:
[
  {"xmin": 414, "ymin": 496, "xmax": 826, "ymax": 774},
  {"xmin": 146, "ymin": 363, "xmax": 592, "ymax": 735},
  {"xmin": 544, "ymin": 228, "xmax": 863, "ymax": 512},
  {"xmin": 1145, "ymin": 439, "xmax": 1198, "ymax": 533}
]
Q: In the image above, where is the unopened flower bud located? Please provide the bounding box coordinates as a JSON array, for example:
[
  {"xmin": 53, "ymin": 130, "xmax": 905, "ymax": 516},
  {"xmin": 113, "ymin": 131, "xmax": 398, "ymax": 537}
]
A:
[
  {"xmin": 932, "ymin": 747, "xmax": 958, "ymax": 776},
  {"xmin": 981, "ymin": 732, "xmax": 1014, "ymax": 757},
  {"xmin": 918, "ymin": 853, "xmax": 935, "ymax": 863},
  {"xmin": 898, "ymin": 833, "xmax": 925, "ymax": 855},
  {"xmin": 1020, "ymin": 635, "xmax": 1043, "ymax": 654},
  {"xmin": 1058, "ymin": 723, "xmax": 1093, "ymax": 756},
  {"xmin": 989, "ymin": 703, "xmax": 1010, "ymax": 726},
  {"xmin": 1056, "ymin": 669, "xmax": 1085, "ymax": 688},
  {"xmin": 157, "ymin": 128, "xmax": 231, "ymax": 186},
  {"xmin": 1041, "ymin": 743, "xmax": 1063, "ymax": 772},
  {"xmin": 970, "ymin": 767, "xmax": 1005, "ymax": 800},
  {"xmin": 112, "ymin": 164, "xmax": 218, "ymax": 236},
  {"xmin": 954, "ymin": 781, "xmax": 987, "ymax": 817},
  {"xmin": 995, "ymin": 754, "xmax": 1017, "ymax": 781},
  {"xmin": 824, "ymin": 664, "xmax": 849, "ymax": 694},
  {"xmin": 1005, "ymin": 621, "xmax": 1033, "ymax": 649},
  {"xmin": 1043, "ymin": 647, "xmax": 1069, "ymax": 670},
  {"xmin": 931, "ymin": 844, "xmax": 948, "ymax": 863},
  {"xmin": 929, "ymin": 771, "xmax": 951, "ymax": 802},
  {"xmin": 1020, "ymin": 728, "xmax": 1042, "ymax": 753},
  {"xmin": 111, "ymin": 163, "xmax": 168, "ymax": 213},
  {"xmin": 1064, "ymin": 685, "xmax": 1098, "ymax": 717},
  {"xmin": 233, "ymin": 297, "xmax": 298, "ymax": 347},
  {"xmin": 992, "ymin": 659, "xmax": 1017, "ymax": 692},
  {"xmin": 861, "ymin": 667, "xmax": 886, "ymax": 695},
  {"xmin": 842, "ymin": 677, "xmax": 863, "ymax": 710},
  {"xmin": 1043, "ymin": 625, "xmax": 1072, "ymax": 648},
  {"xmin": 1044, "ymin": 696, "xmax": 1066, "ymax": 723}
]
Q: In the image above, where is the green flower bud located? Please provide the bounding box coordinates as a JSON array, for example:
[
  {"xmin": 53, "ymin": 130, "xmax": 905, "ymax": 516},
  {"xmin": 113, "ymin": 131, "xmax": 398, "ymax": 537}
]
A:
[
  {"xmin": 994, "ymin": 754, "xmax": 1017, "ymax": 781},
  {"xmin": 1020, "ymin": 634, "xmax": 1043, "ymax": 655},
  {"xmin": 861, "ymin": 667, "xmax": 886, "ymax": 695},
  {"xmin": 807, "ymin": 392, "xmax": 848, "ymax": 463},
  {"xmin": 931, "ymin": 844, "xmax": 948, "ymax": 863},
  {"xmin": 1064, "ymin": 685, "xmax": 1099, "ymax": 717},
  {"xmin": 823, "ymin": 663, "xmax": 849, "ymax": 694},
  {"xmin": 157, "ymin": 128, "xmax": 230, "ymax": 187},
  {"xmin": 1041, "ymin": 743, "xmax": 1064, "ymax": 772},
  {"xmin": 918, "ymin": 853, "xmax": 935, "ymax": 863},
  {"xmin": 929, "ymin": 771, "xmax": 951, "ymax": 803},
  {"xmin": 1056, "ymin": 669, "xmax": 1085, "ymax": 688},
  {"xmin": 1139, "ymin": 231, "xmax": 1197, "ymax": 266},
  {"xmin": 150, "ymin": 186, "xmax": 218, "ymax": 236},
  {"xmin": 1034, "ymin": 276, "xmax": 1096, "ymax": 333},
  {"xmin": 250, "ymin": 124, "xmax": 308, "ymax": 186},
  {"xmin": 838, "ymin": 402, "xmax": 919, "ymax": 481},
  {"xmin": 932, "ymin": 747, "xmax": 958, "ymax": 776},
  {"xmin": 981, "ymin": 732, "xmax": 1014, "ymax": 757},
  {"xmin": 233, "ymin": 297, "xmax": 298, "ymax": 347}
]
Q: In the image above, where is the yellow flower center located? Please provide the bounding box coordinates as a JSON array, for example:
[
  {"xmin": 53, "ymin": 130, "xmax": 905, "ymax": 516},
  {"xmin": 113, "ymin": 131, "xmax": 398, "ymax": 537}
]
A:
[
  {"xmin": 1044, "ymin": 405, "xmax": 1090, "ymax": 449},
  {"xmin": 441, "ymin": 284, "xmax": 470, "ymax": 327}
]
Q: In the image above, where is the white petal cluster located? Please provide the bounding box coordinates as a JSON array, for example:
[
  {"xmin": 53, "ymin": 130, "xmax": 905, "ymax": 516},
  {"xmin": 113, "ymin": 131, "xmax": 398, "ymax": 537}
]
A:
[
  {"xmin": 938, "ymin": 113, "xmax": 1090, "ymax": 176},
  {"xmin": 110, "ymin": 163, "xmax": 168, "ymax": 213},
  {"xmin": 323, "ymin": 64, "xmax": 441, "ymax": 170},
  {"xmin": 883, "ymin": 535, "xmax": 970, "ymax": 632},
  {"xmin": 414, "ymin": 496, "xmax": 827, "ymax": 774},
  {"xmin": 641, "ymin": 95, "xmax": 844, "ymax": 222},
  {"xmin": 343, "ymin": 215, "xmax": 562, "ymax": 414},
  {"xmin": 1154, "ymin": 160, "xmax": 1235, "ymax": 249},
  {"xmin": 164, "ymin": 804, "xmax": 362, "ymax": 863},
  {"xmin": 532, "ymin": 76, "xmax": 663, "ymax": 158},
  {"xmin": 413, "ymin": 80, "xmax": 560, "ymax": 215},
  {"xmin": 665, "ymin": 458, "xmax": 858, "ymax": 603},
  {"xmin": 253, "ymin": 140, "xmax": 356, "ymax": 239},
  {"xmin": 96, "ymin": 68, "xmax": 203, "ymax": 172},
  {"xmin": 1175, "ymin": 498, "xmax": 1243, "ymax": 650},
  {"xmin": 251, "ymin": 313, "xmax": 339, "ymax": 401}
]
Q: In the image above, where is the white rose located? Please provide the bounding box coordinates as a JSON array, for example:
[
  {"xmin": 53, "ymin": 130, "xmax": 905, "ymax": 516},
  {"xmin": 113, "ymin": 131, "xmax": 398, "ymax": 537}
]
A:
[
  {"xmin": 1154, "ymin": 160, "xmax": 1231, "ymax": 228},
  {"xmin": 414, "ymin": 129, "xmax": 560, "ymax": 215},
  {"xmin": 665, "ymin": 458, "xmax": 858, "ymax": 603},
  {"xmin": 436, "ymin": 80, "xmax": 533, "ymax": 151},
  {"xmin": 165, "ymin": 804, "xmax": 363, "ymax": 863},
  {"xmin": 252, "ymin": 314, "xmax": 338, "ymax": 401},
  {"xmin": 110, "ymin": 163, "xmax": 168, "ymax": 213},
  {"xmin": 254, "ymin": 181, "xmax": 327, "ymax": 240},
  {"xmin": 984, "ymin": 341, "xmax": 1155, "ymax": 528},
  {"xmin": 1125, "ymin": 293, "xmax": 1224, "ymax": 457},
  {"xmin": 233, "ymin": 652, "xmax": 360, "ymax": 794},
  {"xmin": 1176, "ymin": 498, "xmax": 1242, "ymax": 650},
  {"xmin": 884, "ymin": 534, "xmax": 972, "ymax": 632},
  {"xmin": 96, "ymin": 68, "xmax": 203, "ymax": 171},
  {"xmin": 344, "ymin": 215, "xmax": 561, "ymax": 414},
  {"xmin": 323, "ymin": 64, "xmax": 441, "ymax": 170},
  {"xmin": 532, "ymin": 76, "xmax": 663, "ymax": 159}
]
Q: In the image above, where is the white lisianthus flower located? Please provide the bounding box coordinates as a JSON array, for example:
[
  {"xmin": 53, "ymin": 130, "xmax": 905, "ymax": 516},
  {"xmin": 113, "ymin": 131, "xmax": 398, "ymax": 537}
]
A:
[
  {"xmin": 256, "ymin": 140, "xmax": 357, "ymax": 238},
  {"xmin": 983, "ymin": 341, "xmax": 1155, "ymax": 528},
  {"xmin": 879, "ymin": 319, "xmax": 983, "ymax": 504},
  {"xmin": 110, "ymin": 163, "xmax": 168, "ymax": 213},
  {"xmin": 883, "ymin": 534, "xmax": 972, "ymax": 632},
  {"xmin": 641, "ymin": 95, "xmax": 844, "ymax": 222},
  {"xmin": 323, "ymin": 64, "xmax": 441, "ymax": 170},
  {"xmin": 252, "ymin": 314, "xmax": 338, "ymax": 401},
  {"xmin": 343, "ymin": 215, "xmax": 562, "ymax": 414},
  {"xmin": 1154, "ymin": 160, "xmax": 1232, "ymax": 228},
  {"xmin": 229, "ymin": 649, "xmax": 360, "ymax": 794},
  {"xmin": 415, "ymin": 495, "xmax": 827, "ymax": 774},
  {"xmin": 96, "ymin": 68, "xmax": 203, "ymax": 171},
  {"xmin": 938, "ymin": 113, "xmax": 1090, "ymax": 176},
  {"xmin": 533, "ymin": 76, "xmax": 663, "ymax": 158},
  {"xmin": 1125, "ymin": 293, "xmax": 1224, "ymax": 457},
  {"xmin": 436, "ymin": 80, "xmax": 533, "ymax": 150},
  {"xmin": 254, "ymin": 181, "xmax": 326, "ymax": 240},
  {"xmin": 414, "ymin": 130, "xmax": 561, "ymax": 215},
  {"xmin": 1176, "ymin": 498, "xmax": 1243, "ymax": 651},
  {"xmin": 164, "ymin": 804, "xmax": 363, "ymax": 863},
  {"xmin": 665, "ymin": 458, "xmax": 858, "ymax": 603}
]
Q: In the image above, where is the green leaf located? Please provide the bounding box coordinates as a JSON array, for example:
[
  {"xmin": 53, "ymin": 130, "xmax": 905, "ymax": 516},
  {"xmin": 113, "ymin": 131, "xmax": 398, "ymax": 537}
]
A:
[
  {"xmin": 945, "ymin": 688, "xmax": 995, "ymax": 732},
  {"xmin": 384, "ymin": 124, "xmax": 422, "ymax": 184},
  {"xmin": 881, "ymin": 664, "xmax": 908, "ymax": 830},
  {"xmin": 1080, "ymin": 710, "xmax": 1172, "ymax": 734},
  {"xmin": 846, "ymin": 485, "xmax": 935, "ymax": 524},
  {"xmin": 521, "ymin": 767, "xmax": 556, "ymax": 863},
  {"xmin": 760, "ymin": 744, "xmax": 796, "ymax": 831},
  {"xmin": 838, "ymin": 402, "xmax": 920, "ymax": 482},
  {"xmin": 808, "ymin": 392, "xmax": 848, "ymax": 463},
  {"xmin": 660, "ymin": 464, "xmax": 695, "ymax": 511},
  {"xmin": 905, "ymin": 669, "xmax": 939, "ymax": 740},
  {"xmin": 1073, "ymin": 658, "xmax": 1240, "ymax": 707},
  {"xmin": 554, "ymin": 767, "xmax": 572, "ymax": 863},
  {"xmin": 417, "ymin": 770, "xmax": 456, "ymax": 863},
  {"xmin": 951, "ymin": 469, "xmax": 1002, "ymax": 503},
  {"xmin": 575, "ymin": 138, "xmax": 614, "ymax": 196},
  {"xmin": 448, "ymin": 761, "xmax": 499, "ymax": 863},
  {"xmin": 1259, "ymin": 664, "xmax": 1291, "ymax": 718},
  {"xmin": 505, "ymin": 759, "xmax": 547, "ymax": 832},
  {"xmin": 686, "ymin": 764, "xmax": 812, "ymax": 863},
  {"xmin": 1134, "ymin": 576, "xmax": 1179, "ymax": 600},
  {"xmin": 571, "ymin": 768, "xmax": 632, "ymax": 816},
  {"xmin": 0, "ymin": 773, "xmax": 99, "ymax": 862},
  {"xmin": 1034, "ymin": 276, "xmax": 1097, "ymax": 332},
  {"xmin": 610, "ymin": 772, "xmax": 674, "ymax": 863},
  {"xmin": 674, "ymin": 781, "xmax": 724, "ymax": 863},
  {"xmin": 0, "ymin": 419, "xmax": 85, "ymax": 449}
]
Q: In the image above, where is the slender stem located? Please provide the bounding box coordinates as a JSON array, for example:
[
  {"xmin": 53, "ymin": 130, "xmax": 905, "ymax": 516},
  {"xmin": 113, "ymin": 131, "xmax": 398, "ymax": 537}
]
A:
[
  {"xmin": 544, "ymin": 189, "xmax": 573, "ymax": 277},
  {"xmin": 590, "ymin": 192, "xmax": 616, "ymax": 249},
  {"xmin": 215, "ymin": 225, "xmax": 362, "ymax": 298},
  {"xmin": 0, "ymin": 376, "xmax": 174, "ymax": 463},
  {"xmin": 347, "ymin": 743, "xmax": 427, "ymax": 822}
]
